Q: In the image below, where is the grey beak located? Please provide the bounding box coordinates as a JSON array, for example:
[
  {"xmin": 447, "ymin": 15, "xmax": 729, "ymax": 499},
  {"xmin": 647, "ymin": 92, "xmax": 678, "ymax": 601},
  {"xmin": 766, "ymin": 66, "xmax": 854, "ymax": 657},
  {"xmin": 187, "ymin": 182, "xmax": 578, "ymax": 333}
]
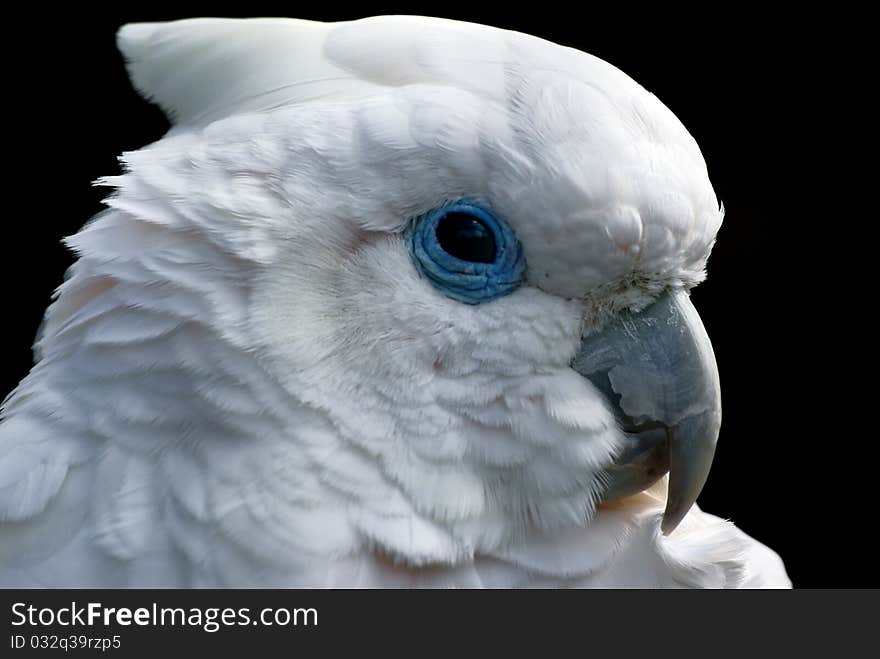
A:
[{"xmin": 572, "ymin": 289, "xmax": 721, "ymax": 535}]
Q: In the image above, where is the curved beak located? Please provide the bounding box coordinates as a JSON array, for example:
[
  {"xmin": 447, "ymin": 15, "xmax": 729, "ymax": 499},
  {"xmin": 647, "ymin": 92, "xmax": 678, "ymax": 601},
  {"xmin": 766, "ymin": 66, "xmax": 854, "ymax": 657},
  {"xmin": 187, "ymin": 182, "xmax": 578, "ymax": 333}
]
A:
[{"xmin": 572, "ymin": 289, "xmax": 721, "ymax": 535}]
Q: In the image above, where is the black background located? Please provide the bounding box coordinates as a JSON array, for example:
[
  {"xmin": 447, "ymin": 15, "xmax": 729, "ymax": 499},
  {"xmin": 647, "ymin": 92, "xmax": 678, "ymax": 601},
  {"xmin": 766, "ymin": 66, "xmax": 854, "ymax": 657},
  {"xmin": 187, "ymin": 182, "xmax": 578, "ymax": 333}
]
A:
[{"xmin": 1, "ymin": 4, "xmax": 864, "ymax": 587}]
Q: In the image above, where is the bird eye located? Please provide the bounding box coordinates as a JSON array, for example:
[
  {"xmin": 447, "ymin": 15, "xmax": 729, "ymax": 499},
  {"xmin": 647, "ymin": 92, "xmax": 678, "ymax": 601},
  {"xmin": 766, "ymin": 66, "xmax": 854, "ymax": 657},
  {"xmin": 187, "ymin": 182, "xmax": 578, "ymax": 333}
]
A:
[
  {"xmin": 435, "ymin": 212, "xmax": 496, "ymax": 263},
  {"xmin": 406, "ymin": 201, "xmax": 526, "ymax": 304}
]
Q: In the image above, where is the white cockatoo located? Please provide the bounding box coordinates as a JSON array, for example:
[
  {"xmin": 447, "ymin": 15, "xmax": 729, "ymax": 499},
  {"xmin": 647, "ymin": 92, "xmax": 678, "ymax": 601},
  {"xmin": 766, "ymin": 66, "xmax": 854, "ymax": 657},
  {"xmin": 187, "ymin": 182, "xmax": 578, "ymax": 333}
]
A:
[{"xmin": 0, "ymin": 16, "xmax": 790, "ymax": 588}]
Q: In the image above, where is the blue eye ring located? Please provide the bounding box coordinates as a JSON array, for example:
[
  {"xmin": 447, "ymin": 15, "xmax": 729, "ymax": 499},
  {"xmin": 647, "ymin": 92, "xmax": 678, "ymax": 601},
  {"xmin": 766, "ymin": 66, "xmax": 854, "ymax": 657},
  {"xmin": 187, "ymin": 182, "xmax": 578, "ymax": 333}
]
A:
[{"xmin": 406, "ymin": 200, "xmax": 526, "ymax": 305}]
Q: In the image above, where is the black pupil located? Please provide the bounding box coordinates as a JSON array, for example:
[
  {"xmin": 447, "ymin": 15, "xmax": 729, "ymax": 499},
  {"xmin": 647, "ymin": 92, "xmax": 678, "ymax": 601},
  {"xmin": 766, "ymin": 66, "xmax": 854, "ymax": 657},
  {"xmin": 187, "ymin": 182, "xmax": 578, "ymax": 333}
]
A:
[{"xmin": 435, "ymin": 212, "xmax": 496, "ymax": 263}]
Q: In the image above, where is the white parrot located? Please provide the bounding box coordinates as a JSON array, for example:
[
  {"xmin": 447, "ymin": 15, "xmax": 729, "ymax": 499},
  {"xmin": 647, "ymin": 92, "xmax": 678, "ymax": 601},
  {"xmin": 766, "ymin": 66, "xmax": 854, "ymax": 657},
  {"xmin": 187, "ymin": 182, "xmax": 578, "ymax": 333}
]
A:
[{"xmin": 0, "ymin": 16, "xmax": 790, "ymax": 588}]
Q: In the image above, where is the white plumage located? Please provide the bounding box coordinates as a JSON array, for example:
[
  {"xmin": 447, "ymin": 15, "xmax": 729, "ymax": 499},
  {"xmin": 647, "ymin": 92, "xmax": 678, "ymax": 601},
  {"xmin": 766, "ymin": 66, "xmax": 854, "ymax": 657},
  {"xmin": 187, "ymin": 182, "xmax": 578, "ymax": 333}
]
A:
[{"xmin": 0, "ymin": 16, "xmax": 789, "ymax": 587}]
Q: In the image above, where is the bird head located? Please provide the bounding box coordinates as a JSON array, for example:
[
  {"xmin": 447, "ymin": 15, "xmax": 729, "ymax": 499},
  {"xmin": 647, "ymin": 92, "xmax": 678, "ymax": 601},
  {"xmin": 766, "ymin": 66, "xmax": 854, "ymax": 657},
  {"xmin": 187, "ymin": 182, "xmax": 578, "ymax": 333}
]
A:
[{"xmin": 62, "ymin": 16, "xmax": 723, "ymax": 564}]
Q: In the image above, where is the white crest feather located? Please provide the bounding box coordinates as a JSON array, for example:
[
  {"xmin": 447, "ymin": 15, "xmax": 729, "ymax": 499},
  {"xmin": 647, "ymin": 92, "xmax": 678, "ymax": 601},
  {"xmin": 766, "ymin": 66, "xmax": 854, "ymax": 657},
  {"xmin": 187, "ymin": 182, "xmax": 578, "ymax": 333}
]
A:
[
  {"xmin": 117, "ymin": 17, "xmax": 367, "ymax": 125},
  {"xmin": 116, "ymin": 15, "xmax": 635, "ymax": 128}
]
